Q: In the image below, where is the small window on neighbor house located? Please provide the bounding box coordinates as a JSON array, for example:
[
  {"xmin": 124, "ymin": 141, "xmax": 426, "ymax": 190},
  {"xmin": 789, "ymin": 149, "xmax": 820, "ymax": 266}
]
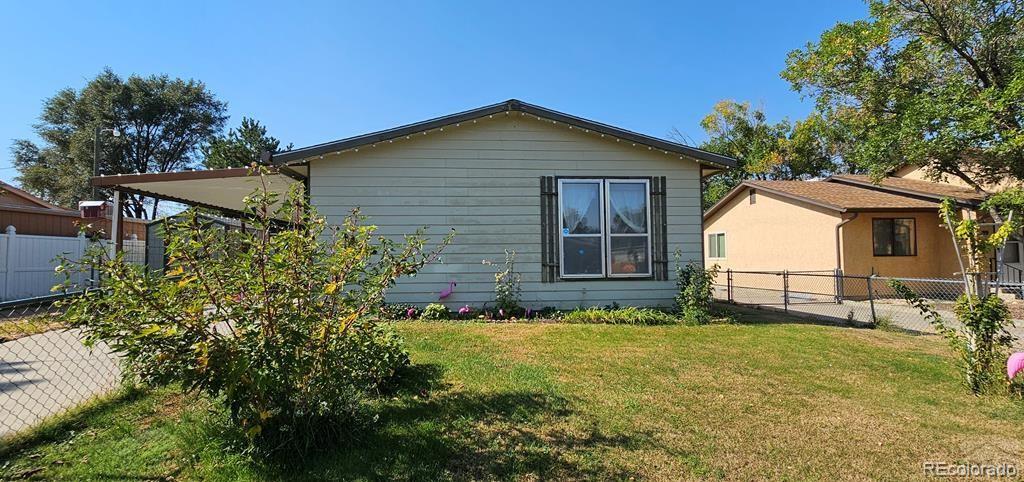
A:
[
  {"xmin": 708, "ymin": 233, "xmax": 726, "ymax": 259},
  {"xmin": 1005, "ymin": 241, "xmax": 1021, "ymax": 264},
  {"xmin": 749, "ymin": 189, "xmax": 756, "ymax": 204},
  {"xmin": 872, "ymin": 218, "xmax": 916, "ymax": 256}
]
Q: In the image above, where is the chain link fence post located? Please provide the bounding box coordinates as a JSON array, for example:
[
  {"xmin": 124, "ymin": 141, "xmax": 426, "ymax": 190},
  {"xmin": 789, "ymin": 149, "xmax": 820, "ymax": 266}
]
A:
[
  {"xmin": 866, "ymin": 274, "xmax": 877, "ymax": 326},
  {"xmin": 727, "ymin": 268, "xmax": 734, "ymax": 303},
  {"xmin": 783, "ymin": 270, "xmax": 789, "ymax": 313}
]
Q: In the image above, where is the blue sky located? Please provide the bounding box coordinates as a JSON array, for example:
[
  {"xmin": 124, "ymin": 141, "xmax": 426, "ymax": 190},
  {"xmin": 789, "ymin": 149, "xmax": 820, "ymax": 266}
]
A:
[{"xmin": 0, "ymin": 1, "xmax": 866, "ymax": 184}]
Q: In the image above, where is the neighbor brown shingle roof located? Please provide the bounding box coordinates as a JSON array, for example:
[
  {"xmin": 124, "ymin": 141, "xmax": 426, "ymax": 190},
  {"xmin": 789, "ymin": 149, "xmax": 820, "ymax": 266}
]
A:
[
  {"xmin": 828, "ymin": 174, "xmax": 987, "ymax": 204},
  {"xmin": 745, "ymin": 180, "xmax": 940, "ymax": 211}
]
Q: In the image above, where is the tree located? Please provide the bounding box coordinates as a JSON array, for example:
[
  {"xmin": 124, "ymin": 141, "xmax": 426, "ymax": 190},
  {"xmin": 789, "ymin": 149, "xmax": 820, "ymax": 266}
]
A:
[
  {"xmin": 57, "ymin": 172, "xmax": 453, "ymax": 452},
  {"xmin": 782, "ymin": 0, "xmax": 1024, "ymax": 191},
  {"xmin": 10, "ymin": 68, "xmax": 227, "ymax": 218},
  {"xmin": 695, "ymin": 100, "xmax": 847, "ymax": 209},
  {"xmin": 203, "ymin": 117, "xmax": 291, "ymax": 169}
]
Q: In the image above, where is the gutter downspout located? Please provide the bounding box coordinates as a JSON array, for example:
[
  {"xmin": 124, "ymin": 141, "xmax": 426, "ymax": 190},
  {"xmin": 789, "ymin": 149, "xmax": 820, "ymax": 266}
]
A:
[{"xmin": 835, "ymin": 212, "xmax": 858, "ymax": 271}]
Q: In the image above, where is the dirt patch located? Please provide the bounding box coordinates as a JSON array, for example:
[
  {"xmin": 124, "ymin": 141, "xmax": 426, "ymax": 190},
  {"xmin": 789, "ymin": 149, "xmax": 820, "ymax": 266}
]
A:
[
  {"xmin": 1006, "ymin": 300, "xmax": 1024, "ymax": 321},
  {"xmin": 0, "ymin": 315, "xmax": 64, "ymax": 342}
]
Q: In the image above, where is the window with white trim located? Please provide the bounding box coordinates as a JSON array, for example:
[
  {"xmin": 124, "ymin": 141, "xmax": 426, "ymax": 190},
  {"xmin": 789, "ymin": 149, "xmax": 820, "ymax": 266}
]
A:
[
  {"xmin": 558, "ymin": 179, "xmax": 651, "ymax": 278},
  {"xmin": 707, "ymin": 232, "xmax": 726, "ymax": 259}
]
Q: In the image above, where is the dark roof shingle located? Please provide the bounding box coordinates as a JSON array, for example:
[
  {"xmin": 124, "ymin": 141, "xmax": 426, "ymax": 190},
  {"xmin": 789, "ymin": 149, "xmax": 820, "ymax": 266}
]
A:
[
  {"xmin": 744, "ymin": 180, "xmax": 940, "ymax": 211},
  {"xmin": 828, "ymin": 174, "xmax": 986, "ymax": 204}
]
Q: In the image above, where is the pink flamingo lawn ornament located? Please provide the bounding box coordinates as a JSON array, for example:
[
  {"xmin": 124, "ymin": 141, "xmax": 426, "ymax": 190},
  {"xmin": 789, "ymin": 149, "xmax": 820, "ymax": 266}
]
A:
[
  {"xmin": 1008, "ymin": 352, "xmax": 1024, "ymax": 381},
  {"xmin": 438, "ymin": 280, "xmax": 456, "ymax": 300},
  {"xmin": 458, "ymin": 305, "xmax": 471, "ymax": 316}
]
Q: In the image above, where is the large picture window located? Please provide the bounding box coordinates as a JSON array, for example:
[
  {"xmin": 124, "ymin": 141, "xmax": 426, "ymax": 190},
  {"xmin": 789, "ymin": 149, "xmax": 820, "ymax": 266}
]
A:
[
  {"xmin": 558, "ymin": 178, "xmax": 651, "ymax": 278},
  {"xmin": 872, "ymin": 218, "xmax": 916, "ymax": 256}
]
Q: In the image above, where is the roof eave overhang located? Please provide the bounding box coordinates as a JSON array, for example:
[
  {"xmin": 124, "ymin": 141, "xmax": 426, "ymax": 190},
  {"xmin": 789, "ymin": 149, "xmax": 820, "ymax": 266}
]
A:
[
  {"xmin": 703, "ymin": 181, "xmax": 848, "ymax": 220},
  {"xmin": 268, "ymin": 99, "xmax": 739, "ymax": 170}
]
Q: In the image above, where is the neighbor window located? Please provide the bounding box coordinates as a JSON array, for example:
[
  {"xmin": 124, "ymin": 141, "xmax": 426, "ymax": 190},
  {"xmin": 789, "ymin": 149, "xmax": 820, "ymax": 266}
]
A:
[
  {"xmin": 872, "ymin": 218, "xmax": 916, "ymax": 256},
  {"xmin": 559, "ymin": 179, "xmax": 650, "ymax": 278},
  {"xmin": 708, "ymin": 233, "xmax": 726, "ymax": 259},
  {"xmin": 1005, "ymin": 241, "xmax": 1021, "ymax": 264}
]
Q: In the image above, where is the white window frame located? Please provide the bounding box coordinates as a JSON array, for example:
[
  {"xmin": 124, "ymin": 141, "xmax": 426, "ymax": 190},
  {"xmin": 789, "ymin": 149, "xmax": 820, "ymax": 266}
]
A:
[
  {"xmin": 558, "ymin": 179, "xmax": 606, "ymax": 279},
  {"xmin": 708, "ymin": 232, "xmax": 726, "ymax": 259},
  {"xmin": 557, "ymin": 178, "xmax": 652, "ymax": 279},
  {"xmin": 605, "ymin": 179, "xmax": 652, "ymax": 278}
]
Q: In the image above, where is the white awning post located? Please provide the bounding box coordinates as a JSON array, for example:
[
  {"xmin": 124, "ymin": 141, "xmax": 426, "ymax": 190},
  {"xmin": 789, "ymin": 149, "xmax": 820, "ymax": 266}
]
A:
[{"xmin": 109, "ymin": 190, "xmax": 122, "ymax": 259}]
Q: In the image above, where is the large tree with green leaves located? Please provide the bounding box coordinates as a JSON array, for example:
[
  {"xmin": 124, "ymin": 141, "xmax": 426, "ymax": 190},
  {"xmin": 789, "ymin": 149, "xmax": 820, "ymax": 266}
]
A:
[
  {"xmin": 203, "ymin": 117, "xmax": 291, "ymax": 169},
  {"xmin": 782, "ymin": 0, "xmax": 1023, "ymax": 191},
  {"xmin": 695, "ymin": 100, "xmax": 847, "ymax": 209},
  {"xmin": 10, "ymin": 68, "xmax": 228, "ymax": 218}
]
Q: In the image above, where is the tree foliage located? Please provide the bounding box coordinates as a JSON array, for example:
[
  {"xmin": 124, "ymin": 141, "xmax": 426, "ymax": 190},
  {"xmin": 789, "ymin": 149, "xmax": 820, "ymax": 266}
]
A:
[
  {"xmin": 10, "ymin": 68, "xmax": 227, "ymax": 217},
  {"xmin": 697, "ymin": 100, "xmax": 847, "ymax": 209},
  {"xmin": 782, "ymin": 0, "xmax": 1024, "ymax": 190},
  {"xmin": 56, "ymin": 170, "xmax": 453, "ymax": 453},
  {"xmin": 203, "ymin": 117, "xmax": 292, "ymax": 169}
]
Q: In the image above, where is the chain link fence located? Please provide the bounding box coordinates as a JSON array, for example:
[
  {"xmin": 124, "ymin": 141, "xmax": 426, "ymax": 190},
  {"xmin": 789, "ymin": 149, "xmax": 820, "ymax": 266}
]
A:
[
  {"xmin": 0, "ymin": 293, "xmax": 121, "ymax": 441},
  {"xmin": 714, "ymin": 269, "xmax": 1024, "ymax": 346}
]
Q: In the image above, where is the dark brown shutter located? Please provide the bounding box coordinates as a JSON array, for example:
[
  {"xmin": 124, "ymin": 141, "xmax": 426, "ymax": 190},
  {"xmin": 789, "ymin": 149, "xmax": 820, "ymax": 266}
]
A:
[
  {"xmin": 651, "ymin": 176, "xmax": 669, "ymax": 280},
  {"xmin": 540, "ymin": 176, "xmax": 559, "ymax": 282}
]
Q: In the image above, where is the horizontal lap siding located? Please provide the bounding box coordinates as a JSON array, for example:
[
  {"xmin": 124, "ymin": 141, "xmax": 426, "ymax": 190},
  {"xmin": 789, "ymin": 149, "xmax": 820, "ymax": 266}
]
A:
[{"xmin": 310, "ymin": 115, "xmax": 702, "ymax": 309}]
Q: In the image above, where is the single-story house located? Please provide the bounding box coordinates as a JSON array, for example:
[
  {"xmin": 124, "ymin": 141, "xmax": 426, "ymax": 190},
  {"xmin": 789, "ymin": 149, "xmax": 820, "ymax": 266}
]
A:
[
  {"xmin": 91, "ymin": 99, "xmax": 738, "ymax": 308},
  {"xmin": 702, "ymin": 171, "xmax": 1022, "ymax": 281}
]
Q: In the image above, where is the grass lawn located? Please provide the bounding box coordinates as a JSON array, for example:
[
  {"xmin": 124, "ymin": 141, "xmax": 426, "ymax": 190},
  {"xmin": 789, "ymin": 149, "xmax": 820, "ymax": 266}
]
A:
[{"xmin": 2, "ymin": 315, "xmax": 1023, "ymax": 480}]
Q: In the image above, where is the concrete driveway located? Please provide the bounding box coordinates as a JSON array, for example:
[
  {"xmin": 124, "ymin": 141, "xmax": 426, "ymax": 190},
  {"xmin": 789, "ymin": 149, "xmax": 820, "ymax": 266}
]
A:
[{"xmin": 0, "ymin": 329, "xmax": 120, "ymax": 439}]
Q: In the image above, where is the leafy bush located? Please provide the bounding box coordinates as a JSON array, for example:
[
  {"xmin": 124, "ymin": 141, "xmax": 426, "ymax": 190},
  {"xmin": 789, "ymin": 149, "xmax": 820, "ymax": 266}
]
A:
[
  {"xmin": 380, "ymin": 303, "xmax": 417, "ymax": 320},
  {"xmin": 674, "ymin": 252, "xmax": 719, "ymax": 324},
  {"xmin": 491, "ymin": 249, "xmax": 522, "ymax": 315},
  {"xmin": 560, "ymin": 306, "xmax": 676, "ymax": 325},
  {"xmin": 56, "ymin": 169, "xmax": 451, "ymax": 454},
  {"xmin": 889, "ymin": 281, "xmax": 1015, "ymax": 394},
  {"xmin": 420, "ymin": 303, "xmax": 450, "ymax": 320}
]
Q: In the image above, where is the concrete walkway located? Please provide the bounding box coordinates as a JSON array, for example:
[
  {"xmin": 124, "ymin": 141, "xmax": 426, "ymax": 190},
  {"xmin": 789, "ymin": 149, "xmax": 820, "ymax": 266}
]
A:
[{"xmin": 0, "ymin": 329, "xmax": 120, "ymax": 439}]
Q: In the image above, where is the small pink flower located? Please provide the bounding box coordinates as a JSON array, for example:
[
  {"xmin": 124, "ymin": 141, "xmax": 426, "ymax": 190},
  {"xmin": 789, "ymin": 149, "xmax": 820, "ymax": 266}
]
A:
[{"xmin": 406, "ymin": 308, "xmax": 416, "ymax": 319}]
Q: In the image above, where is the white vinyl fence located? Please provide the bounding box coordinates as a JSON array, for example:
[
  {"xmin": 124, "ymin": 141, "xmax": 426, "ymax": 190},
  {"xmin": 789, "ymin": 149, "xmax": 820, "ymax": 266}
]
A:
[{"xmin": 0, "ymin": 227, "xmax": 145, "ymax": 302}]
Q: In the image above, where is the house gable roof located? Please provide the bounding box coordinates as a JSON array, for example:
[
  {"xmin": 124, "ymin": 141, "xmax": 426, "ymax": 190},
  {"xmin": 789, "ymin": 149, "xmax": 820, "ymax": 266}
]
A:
[
  {"xmin": 826, "ymin": 174, "xmax": 986, "ymax": 206},
  {"xmin": 267, "ymin": 99, "xmax": 738, "ymax": 169},
  {"xmin": 0, "ymin": 180, "xmax": 69, "ymax": 211},
  {"xmin": 704, "ymin": 180, "xmax": 940, "ymax": 219}
]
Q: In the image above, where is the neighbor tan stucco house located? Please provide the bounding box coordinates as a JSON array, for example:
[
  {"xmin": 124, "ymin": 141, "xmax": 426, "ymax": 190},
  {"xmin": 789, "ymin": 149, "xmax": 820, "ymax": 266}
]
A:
[
  {"xmin": 92, "ymin": 99, "xmax": 738, "ymax": 309},
  {"xmin": 702, "ymin": 171, "xmax": 1023, "ymax": 281}
]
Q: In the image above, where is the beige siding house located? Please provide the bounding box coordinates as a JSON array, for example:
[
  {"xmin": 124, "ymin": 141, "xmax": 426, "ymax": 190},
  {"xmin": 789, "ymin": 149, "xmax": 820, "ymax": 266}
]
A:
[
  {"xmin": 284, "ymin": 100, "xmax": 736, "ymax": 308},
  {"xmin": 703, "ymin": 173, "xmax": 996, "ymax": 280}
]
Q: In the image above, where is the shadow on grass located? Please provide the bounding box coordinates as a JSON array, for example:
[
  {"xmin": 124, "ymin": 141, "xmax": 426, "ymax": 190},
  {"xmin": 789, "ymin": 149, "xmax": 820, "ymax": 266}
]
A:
[
  {"xmin": 252, "ymin": 363, "xmax": 644, "ymax": 481},
  {"xmin": 0, "ymin": 384, "xmax": 145, "ymax": 459}
]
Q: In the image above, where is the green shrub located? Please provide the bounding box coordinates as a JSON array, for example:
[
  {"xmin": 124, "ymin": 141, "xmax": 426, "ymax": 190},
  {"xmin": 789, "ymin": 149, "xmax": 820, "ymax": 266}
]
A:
[
  {"xmin": 674, "ymin": 252, "xmax": 719, "ymax": 324},
  {"xmin": 890, "ymin": 281, "xmax": 1014, "ymax": 393},
  {"xmin": 560, "ymin": 306, "xmax": 676, "ymax": 325},
  {"xmin": 380, "ymin": 303, "xmax": 416, "ymax": 320},
  {"xmin": 56, "ymin": 168, "xmax": 451, "ymax": 454},
  {"xmin": 420, "ymin": 303, "xmax": 450, "ymax": 320},
  {"xmin": 492, "ymin": 249, "xmax": 522, "ymax": 315}
]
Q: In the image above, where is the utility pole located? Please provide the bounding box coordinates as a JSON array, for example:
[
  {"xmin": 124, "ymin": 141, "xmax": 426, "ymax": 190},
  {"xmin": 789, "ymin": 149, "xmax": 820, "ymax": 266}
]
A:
[
  {"xmin": 92, "ymin": 125, "xmax": 100, "ymax": 200},
  {"xmin": 92, "ymin": 126, "xmax": 120, "ymax": 200}
]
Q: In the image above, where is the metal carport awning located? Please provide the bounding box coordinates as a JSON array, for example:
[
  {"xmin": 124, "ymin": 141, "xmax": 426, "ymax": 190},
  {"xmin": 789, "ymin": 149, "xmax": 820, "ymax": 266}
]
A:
[
  {"xmin": 90, "ymin": 167, "xmax": 307, "ymax": 251},
  {"xmin": 90, "ymin": 167, "xmax": 306, "ymax": 219}
]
